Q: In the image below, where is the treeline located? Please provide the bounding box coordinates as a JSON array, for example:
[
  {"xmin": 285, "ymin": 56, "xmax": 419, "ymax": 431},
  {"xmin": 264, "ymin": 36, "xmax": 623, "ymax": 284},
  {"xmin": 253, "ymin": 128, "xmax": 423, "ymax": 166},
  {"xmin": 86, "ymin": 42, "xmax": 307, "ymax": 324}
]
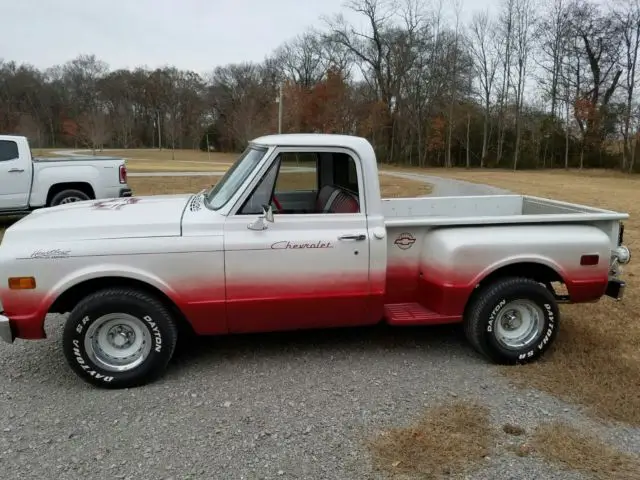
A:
[{"xmin": 1, "ymin": 0, "xmax": 639, "ymax": 171}]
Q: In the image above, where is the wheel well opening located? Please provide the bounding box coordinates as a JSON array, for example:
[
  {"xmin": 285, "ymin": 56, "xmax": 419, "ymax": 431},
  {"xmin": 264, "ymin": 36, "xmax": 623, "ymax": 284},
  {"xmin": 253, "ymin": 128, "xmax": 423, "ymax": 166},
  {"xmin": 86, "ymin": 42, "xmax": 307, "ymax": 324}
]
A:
[
  {"xmin": 467, "ymin": 262, "xmax": 567, "ymax": 311},
  {"xmin": 46, "ymin": 182, "xmax": 96, "ymax": 205},
  {"xmin": 48, "ymin": 277, "xmax": 193, "ymax": 334}
]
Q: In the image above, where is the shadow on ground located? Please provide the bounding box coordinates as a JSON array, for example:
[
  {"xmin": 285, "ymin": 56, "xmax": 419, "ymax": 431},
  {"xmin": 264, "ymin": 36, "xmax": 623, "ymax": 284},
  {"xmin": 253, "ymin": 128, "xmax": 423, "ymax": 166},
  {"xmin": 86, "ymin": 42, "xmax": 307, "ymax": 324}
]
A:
[{"xmin": 168, "ymin": 322, "xmax": 471, "ymax": 372}]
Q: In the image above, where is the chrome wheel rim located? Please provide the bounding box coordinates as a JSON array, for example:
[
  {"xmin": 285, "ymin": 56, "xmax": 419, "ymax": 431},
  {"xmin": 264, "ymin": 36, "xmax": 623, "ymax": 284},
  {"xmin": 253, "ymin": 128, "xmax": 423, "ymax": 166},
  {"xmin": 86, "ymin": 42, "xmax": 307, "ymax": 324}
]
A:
[
  {"xmin": 84, "ymin": 313, "xmax": 152, "ymax": 372},
  {"xmin": 494, "ymin": 300, "xmax": 543, "ymax": 349}
]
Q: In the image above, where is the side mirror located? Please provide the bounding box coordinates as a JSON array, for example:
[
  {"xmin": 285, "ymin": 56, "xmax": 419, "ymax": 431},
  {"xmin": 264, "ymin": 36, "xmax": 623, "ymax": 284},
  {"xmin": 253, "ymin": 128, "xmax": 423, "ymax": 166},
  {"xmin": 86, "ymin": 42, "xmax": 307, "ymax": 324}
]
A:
[
  {"xmin": 247, "ymin": 204, "xmax": 274, "ymax": 231},
  {"xmin": 262, "ymin": 204, "xmax": 274, "ymax": 223}
]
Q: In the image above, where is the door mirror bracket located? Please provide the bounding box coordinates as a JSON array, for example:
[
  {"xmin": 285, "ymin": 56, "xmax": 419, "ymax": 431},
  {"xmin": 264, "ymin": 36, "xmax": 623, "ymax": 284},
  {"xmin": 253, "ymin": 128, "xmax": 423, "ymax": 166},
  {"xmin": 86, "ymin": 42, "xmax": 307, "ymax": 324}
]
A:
[{"xmin": 247, "ymin": 204, "xmax": 274, "ymax": 231}]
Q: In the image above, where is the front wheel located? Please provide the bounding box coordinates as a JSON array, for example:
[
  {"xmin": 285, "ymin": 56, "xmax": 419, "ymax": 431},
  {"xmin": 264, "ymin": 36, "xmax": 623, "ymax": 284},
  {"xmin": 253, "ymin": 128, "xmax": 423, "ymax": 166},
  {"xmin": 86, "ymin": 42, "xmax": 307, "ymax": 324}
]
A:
[
  {"xmin": 463, "ymin": 277, "xmax": 560, "ymax": 364},
  {"xmin": 62, "ymin": 288, "xmax": 178, "ymax": 388}
]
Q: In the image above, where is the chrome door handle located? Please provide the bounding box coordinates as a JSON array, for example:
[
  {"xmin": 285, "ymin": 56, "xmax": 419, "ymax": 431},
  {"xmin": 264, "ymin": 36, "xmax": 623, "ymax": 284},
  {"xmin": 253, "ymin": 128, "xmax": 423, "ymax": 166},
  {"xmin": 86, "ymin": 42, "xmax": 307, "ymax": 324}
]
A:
[
  {"xmin": 338, "ymin": 234, "xmax": 366, "ymax": 241},
  {"xmin": 8, "ymin": 168, "xmax": 24, "ymax": 173}
]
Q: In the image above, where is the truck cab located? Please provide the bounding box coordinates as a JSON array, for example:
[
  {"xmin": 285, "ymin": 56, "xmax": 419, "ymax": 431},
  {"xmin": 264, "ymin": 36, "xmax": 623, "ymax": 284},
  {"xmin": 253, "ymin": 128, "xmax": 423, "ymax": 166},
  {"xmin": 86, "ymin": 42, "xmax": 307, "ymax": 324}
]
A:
[
  {"xmin": 192, "ymin": 135, "xmax": 387, "ymax": 332},
  {"xmin": 0, "ymin": 136, "xmax": 34, "ymax": 210}
]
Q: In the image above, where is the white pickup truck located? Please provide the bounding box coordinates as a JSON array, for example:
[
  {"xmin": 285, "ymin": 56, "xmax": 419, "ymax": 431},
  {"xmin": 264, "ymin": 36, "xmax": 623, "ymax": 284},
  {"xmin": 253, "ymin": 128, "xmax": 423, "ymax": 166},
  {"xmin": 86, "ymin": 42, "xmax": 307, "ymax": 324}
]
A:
[
  {"xmin": 0, "ymin": 135, "xmax": 131, "ymax": 214},
  {"xmin": 0, "ymin": 134, "xmax": 631, "ymax": 388}
]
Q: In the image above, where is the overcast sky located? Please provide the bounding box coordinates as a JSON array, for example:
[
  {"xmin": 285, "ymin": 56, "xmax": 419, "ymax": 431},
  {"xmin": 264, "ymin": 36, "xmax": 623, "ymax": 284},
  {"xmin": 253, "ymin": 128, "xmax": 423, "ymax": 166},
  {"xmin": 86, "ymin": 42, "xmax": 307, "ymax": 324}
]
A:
[{"xmin": 1, "ymin": 0, "xmax": 506, "ymax": 73}]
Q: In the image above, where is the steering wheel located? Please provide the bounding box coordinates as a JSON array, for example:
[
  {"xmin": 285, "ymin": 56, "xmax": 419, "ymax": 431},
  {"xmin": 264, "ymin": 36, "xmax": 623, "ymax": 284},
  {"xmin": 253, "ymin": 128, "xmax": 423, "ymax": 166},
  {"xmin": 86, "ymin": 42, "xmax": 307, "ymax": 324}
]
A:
[{"xmin": 271, "ymin": 194, "xmax": 283, "ymax": 212}]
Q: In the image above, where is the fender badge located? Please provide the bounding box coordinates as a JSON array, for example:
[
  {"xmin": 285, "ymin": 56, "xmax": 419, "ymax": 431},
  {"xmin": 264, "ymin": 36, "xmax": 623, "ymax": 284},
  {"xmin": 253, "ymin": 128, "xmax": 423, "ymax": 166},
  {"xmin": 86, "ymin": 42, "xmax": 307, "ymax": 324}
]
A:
[{"xmin": 394, "ymin": 232, "xmax": 416, "ymax": 250}]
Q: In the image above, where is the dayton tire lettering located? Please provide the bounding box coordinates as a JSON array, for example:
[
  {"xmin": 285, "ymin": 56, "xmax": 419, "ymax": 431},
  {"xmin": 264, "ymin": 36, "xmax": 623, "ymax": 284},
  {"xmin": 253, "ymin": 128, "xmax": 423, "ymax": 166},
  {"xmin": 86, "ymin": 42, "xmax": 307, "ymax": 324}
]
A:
[
  {"xmin": 71, "ymin": 339, "xmax": 114, "ymax": 382},
  {"xmin": 143, "ymin": 315, "xmax": 162, "ymax": 353},
  {"xmin": 487, "ymin": 299, "xmax": 507, "ymax": 333}
]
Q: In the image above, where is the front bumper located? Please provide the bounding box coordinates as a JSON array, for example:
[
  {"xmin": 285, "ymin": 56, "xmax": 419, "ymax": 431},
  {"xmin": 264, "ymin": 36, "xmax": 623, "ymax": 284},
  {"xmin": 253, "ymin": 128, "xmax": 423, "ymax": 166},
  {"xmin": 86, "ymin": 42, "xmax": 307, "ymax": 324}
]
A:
[
  {"xmin": 605, "ymin": 278, "xmax": 626, "ymax": 301},
  {"xmin": 119, "ymin": 188, "xmax": 132, "ymax": 198},
  {"xmin": 0, "ymin": 313, "xmax": 14, "ymax": 344}
]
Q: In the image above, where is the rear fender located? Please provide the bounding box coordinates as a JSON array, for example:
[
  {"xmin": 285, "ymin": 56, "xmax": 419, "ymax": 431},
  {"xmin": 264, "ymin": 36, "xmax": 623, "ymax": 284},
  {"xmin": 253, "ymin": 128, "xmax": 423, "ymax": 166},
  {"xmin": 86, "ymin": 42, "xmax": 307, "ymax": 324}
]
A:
[{"xmin": 418, "ymin": 224, "xmax": 611, "ymax": 315}]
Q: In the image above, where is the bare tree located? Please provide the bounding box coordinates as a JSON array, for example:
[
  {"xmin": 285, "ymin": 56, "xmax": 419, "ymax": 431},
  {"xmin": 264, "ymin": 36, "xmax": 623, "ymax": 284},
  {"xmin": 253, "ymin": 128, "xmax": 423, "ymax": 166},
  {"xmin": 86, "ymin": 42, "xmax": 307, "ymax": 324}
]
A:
[
  {"xmin": 568, "ymin": 1, "xmax": 623, "ymax": 166},
  {"xmin": 613, "ymin": 0, "xmax": 640, "ymax": 171},
  {"xmin": 325, "ymin": 0, "xmax": 423, "ymax": 162},
  {"xmin": 537, "ymin": 0, "xmax": 571, "ymax": 117},
  {"xmin": 496, "ymin": 0, "xmax": 516, "ymax": 165},
  {"xmin": 467, "ymin": 10, "xmax": 499, "ymax": 166},
  {"xmin": 513, "ymin": 0, "xmax": 534, "ymax": 170},
  {"xmin": 444, "ymin": 0, "xmax": 463, "ymax": 168}
]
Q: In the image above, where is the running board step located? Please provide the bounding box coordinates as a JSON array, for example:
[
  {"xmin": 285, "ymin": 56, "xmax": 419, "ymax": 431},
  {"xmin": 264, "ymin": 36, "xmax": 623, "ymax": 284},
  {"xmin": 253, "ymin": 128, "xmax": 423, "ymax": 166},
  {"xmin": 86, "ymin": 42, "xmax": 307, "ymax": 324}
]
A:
[{"xmin": 384, "ymin": 303, "xmax": 460, "ymax": 326}]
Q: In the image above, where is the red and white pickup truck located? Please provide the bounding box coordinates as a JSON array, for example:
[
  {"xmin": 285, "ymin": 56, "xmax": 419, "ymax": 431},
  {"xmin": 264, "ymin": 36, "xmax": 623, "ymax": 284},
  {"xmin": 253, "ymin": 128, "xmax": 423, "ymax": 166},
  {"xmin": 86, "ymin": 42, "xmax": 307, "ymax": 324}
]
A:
[{"xmin": 0, "ymin": 134, "xmax": 631, "ymax": 388}]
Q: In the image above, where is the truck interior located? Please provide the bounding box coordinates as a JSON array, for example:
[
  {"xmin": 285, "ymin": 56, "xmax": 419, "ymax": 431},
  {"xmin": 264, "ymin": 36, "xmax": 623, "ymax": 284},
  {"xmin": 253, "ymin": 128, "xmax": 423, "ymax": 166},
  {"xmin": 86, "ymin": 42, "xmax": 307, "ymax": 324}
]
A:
[{"xmin": 238, "ymin": 151, "xmax": 362, "ymax": 215}]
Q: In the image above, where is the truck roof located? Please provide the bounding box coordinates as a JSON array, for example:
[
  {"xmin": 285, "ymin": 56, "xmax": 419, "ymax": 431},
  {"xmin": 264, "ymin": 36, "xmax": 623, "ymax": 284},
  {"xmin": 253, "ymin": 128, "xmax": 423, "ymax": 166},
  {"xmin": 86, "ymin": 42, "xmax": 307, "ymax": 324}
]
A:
[
  {"xmin": 250, "ymin": 133, "xmax": 373, "ymax": 152},
  {"xmin": 0, "ymin": 134, "xmax": 27, "ymax": 142}
]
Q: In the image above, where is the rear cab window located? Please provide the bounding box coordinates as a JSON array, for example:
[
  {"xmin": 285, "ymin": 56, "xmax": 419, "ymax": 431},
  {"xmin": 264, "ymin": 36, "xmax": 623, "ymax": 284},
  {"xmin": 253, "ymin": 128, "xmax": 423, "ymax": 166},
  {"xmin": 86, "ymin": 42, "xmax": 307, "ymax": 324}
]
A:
[{"xmin": 0, "ymin": 140, "xmax": 19, "ymax": 162}]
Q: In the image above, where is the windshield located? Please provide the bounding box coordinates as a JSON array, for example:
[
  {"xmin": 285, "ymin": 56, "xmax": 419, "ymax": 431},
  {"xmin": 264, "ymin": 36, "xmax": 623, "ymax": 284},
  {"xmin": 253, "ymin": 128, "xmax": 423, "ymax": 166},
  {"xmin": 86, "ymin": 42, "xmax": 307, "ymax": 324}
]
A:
[{"xmin": 205, "ymin": 145, "xmax": 268, "ymax": 210}]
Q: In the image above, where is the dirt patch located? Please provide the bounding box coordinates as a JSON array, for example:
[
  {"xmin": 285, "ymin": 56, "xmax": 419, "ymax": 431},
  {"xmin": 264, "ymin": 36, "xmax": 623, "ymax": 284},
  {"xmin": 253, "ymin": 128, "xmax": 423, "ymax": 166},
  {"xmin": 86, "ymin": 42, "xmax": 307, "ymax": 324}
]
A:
[
  {"xmin": 368, "ymin": 402, "xmax": 493, "ymax": 479},
  {"xmin": 390, "ymin": 166, "xmax": 640, "ymax": 426},
  {"xmin": 532, "ymin": 422, "xmax": 640, "ymax": 480},
  {"xmin": 127, "ymin": 176, "xmax": 219, "ymax": 196}
]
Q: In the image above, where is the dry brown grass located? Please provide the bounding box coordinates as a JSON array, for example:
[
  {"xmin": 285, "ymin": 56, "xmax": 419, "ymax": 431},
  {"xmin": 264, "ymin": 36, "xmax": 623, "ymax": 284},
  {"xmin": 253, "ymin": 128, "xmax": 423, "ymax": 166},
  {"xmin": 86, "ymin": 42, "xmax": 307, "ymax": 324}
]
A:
[
  {"xmin": 368, "ymin": 401, "xmax": 640, "ymax": 479},
  {"xmin": 0, "ymin": 172, "xmax": 431, "ymax": 242},
  {"xmin": 532, "ymin": 422, "xmax": 640, "ymax": 480},
  {"xmin": 368, "ymin": 402, "xmax": 493, "ymax": 479},
  {"xmin": 110, "ymin": 148, "xmax": 239, "ymax": 164},
  {"xmin": 127, "ymin": 173, "xmax": 432, "ymax": 198},
  {"xmin": 388, "ymin": 166, "xmax": 640, "ymax": 426}
]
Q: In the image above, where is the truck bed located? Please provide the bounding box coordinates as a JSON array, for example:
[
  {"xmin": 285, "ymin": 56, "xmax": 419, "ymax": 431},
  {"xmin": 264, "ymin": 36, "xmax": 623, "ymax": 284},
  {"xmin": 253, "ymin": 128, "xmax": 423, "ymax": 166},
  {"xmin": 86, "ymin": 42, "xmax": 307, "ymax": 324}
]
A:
[
  {"xmin": 382, "ymin": 195, "xmax": 628, "ymax": 227},
  {"xmin": 32, "ymin": 156, "xmax": 123, "ymax": 163}
]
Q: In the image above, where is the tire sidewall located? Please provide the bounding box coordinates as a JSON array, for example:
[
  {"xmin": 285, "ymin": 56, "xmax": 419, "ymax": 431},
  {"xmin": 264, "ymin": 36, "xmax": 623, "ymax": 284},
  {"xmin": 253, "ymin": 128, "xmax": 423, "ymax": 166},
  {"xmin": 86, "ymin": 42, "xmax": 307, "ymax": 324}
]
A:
[
  {"xmin": 51, "ymin": 189, "xmax": 90, "ymax": 206},
  {"xmin": 482, "ymin": 284, "xmax": 559, "ymax": 363},
  {"xmin": 63, "ymin": 294, "xmax": 173, "ymax": 387}
]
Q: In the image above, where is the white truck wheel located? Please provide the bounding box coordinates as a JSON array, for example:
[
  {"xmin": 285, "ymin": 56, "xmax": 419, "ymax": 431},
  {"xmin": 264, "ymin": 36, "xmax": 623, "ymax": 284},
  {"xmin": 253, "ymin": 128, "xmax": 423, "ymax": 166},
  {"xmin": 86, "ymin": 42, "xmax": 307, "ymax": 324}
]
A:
[
  {"xmin": 463, "ymin": 277, "xmax": 560, "ymax": 364},
  {"xmin": 62, "ymin": 288, "xmax": 178, "ymax": 388},
  {"xmin": 49, "ymin": 189, "xmax": 91, "ymax": 206}
]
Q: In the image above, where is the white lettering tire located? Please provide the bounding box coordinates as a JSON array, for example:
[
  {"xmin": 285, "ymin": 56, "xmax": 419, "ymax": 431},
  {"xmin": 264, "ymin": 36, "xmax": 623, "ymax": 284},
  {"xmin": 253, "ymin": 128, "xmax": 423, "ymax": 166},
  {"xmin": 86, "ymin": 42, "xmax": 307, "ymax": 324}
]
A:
[
  {"xmin": 463, "ymin": 277, "xmax": 560, "ymax": 365},
  {"xmin": 62, "ymin": 288, "xmax": 178, "ymax": 388}
]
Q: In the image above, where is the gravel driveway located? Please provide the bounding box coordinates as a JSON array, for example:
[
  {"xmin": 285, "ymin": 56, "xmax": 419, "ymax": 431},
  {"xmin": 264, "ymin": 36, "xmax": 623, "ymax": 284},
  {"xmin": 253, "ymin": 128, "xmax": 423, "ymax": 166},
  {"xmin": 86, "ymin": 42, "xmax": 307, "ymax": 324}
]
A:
[
  {"xmin": 2, "ymin": 319, "xmax": 639, "ymax": 480},
  {"xmin": 1, "ymin": 167, "xmax": 639, "ymax": 480}
]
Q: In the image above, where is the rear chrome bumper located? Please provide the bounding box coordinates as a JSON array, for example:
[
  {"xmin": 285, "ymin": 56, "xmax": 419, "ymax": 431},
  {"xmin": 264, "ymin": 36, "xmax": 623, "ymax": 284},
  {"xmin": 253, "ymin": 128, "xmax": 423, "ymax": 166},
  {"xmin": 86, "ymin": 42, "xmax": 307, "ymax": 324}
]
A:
[
  {"xmin": 119, "ymin": 188, "xmax": 132, "ymax": 198},
  {"xmin": 0, "ymin": 313, "xmax": 14, "ymax": 343},
  {"xmin": 605, "ymin": 278, "xmax": 626, "ymax": 301}
]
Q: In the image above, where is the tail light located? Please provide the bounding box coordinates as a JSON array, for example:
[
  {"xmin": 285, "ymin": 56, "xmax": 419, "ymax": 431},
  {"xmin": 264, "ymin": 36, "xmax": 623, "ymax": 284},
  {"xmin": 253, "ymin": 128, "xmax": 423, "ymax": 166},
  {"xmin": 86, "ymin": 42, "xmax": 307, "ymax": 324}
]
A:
[
  {"xmin": 119, "ymin": 164, "xmax": 127, "ymax": 184},
  {"xmin": 618, "ymin": 223, "xmax": 625, "ymax": 245}
]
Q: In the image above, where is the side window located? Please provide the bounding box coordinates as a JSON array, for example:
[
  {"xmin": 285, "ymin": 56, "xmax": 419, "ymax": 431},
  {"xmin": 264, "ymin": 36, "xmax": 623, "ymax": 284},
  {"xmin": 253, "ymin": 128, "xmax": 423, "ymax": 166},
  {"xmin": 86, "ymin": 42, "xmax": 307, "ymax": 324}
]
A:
[
  {"xmin": 237, "ymin": 150, "xmax": 361, "ymax": 215},
  {"xmin": 274, "ymin": 152, "xmax": 318, "ymax": 193},
  {"xmin": 0, "ymin": 140, "xmax": 19, "ymax": 162},
  {"xmin": 239, "ymin": 157, "xmax": 281, "ymax": 215}
]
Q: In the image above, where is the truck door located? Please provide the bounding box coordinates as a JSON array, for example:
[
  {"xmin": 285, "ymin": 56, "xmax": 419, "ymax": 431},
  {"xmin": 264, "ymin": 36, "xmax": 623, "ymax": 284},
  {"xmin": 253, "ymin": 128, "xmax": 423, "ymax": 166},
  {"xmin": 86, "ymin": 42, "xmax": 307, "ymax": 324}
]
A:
[
  {"xmin": 0, "ymin": 139, "xmax": 31, "ymax": 210},
  {"xmin": 223, "ymin": 148, "xmax": 376, "ymax": 334}
]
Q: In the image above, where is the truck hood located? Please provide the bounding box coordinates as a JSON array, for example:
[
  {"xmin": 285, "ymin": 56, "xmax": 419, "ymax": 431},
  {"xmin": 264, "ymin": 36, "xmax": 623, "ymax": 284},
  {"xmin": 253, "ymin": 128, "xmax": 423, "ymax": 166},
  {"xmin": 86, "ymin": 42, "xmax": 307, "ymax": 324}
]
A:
[{"xmin": 3, "ymin": 195, "xmax": 192, "ymax": 243}]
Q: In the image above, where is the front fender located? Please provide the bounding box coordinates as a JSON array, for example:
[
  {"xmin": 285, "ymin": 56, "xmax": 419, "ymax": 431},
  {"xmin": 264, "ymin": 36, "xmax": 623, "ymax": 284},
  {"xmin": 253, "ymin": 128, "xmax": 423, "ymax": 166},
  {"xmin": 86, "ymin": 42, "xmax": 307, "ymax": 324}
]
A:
[{"xmin": 45, "ymin": 264, "xmax": 184, "ymax": 312}]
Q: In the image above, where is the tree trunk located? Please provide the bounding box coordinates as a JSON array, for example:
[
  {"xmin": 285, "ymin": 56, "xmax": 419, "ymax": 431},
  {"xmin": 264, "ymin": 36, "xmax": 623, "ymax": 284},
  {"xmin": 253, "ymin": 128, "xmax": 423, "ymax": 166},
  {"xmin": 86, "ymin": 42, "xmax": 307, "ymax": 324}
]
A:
[{"xmin": 466, "ymin": 113, "xmax": 471, "ymax": 168}]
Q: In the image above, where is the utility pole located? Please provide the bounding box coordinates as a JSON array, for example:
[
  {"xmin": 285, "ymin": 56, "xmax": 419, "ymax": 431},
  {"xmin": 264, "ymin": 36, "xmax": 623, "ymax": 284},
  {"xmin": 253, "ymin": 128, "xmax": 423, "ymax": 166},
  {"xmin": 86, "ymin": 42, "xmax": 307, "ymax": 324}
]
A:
[
  {"xmin": 206, "ymin": 132, "xmax": 211, "ymax": 162},
  {"xmin": 276, "ymin": 83, "xmax": 283, "ymax": 134}
]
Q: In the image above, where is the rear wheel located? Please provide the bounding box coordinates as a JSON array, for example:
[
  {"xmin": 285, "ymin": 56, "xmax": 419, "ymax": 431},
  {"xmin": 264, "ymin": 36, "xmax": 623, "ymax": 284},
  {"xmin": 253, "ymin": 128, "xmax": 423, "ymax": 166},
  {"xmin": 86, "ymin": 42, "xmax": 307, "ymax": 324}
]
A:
[
  {"xmin": 463, "ymin": 277, "xmax": 560, "ymax": 364},
  {"xmin": 62, "ymin": 288, "xmax": 178, "ymax": 388},
  {"xmin": 49, "ymin": 189, "xmax": 91, "ymax": 206}
]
